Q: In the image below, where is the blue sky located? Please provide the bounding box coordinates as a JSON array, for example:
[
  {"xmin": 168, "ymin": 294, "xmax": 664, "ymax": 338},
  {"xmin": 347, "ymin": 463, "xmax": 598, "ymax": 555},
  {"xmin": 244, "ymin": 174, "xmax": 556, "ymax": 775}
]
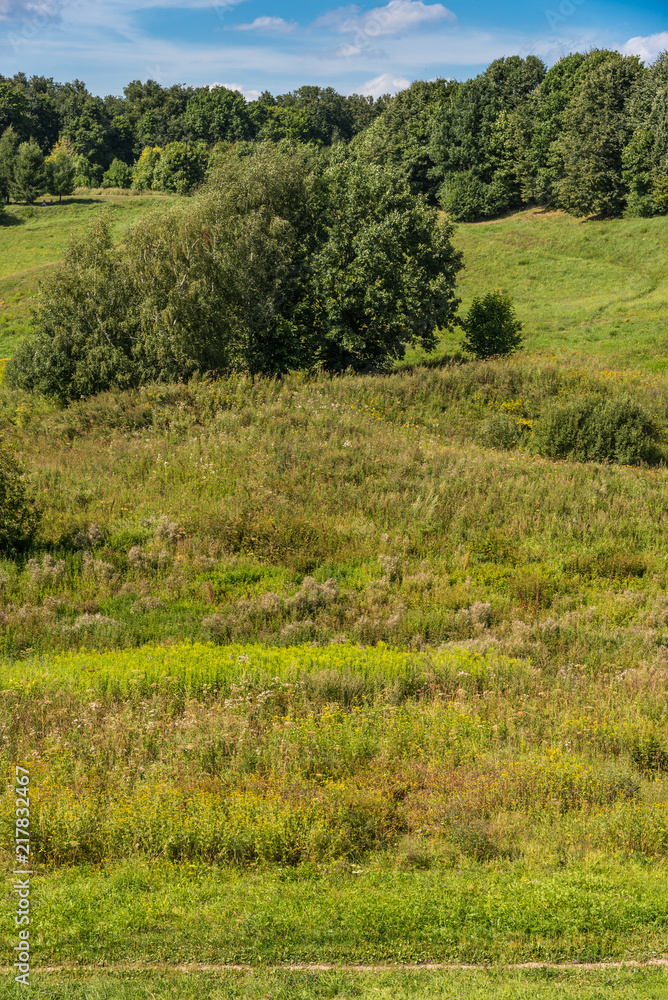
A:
[{"xmin": 1, "ymin": 0, "xmax": 666, "ymax": 99}]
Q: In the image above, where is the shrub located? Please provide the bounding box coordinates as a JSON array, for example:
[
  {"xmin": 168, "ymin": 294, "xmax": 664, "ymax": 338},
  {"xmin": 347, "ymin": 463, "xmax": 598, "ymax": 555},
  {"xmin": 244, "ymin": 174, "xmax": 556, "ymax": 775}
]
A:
[
  {"xmin": 629, "ymin": 735, "xmax": 668, "ymax": 774},
  {"xmin": 438, "ymin": 171, "xmax": 487, "ymax": 222},
  {"xmin": 102, "ymin": 158, "xmax": 132, "ymax": 189},
  {"xmin": 152, "ymin": 141, "xmax": 208, "ymax": 195},
  {"xmin": 0, "ymin": 446, "xmax": 40, "ymax": 552},
  {"xmin": 72, "ymin": 153, "xmax": 102, "ymax": 188},
  {"xmin": 564, "ymin": 551, "xmax": 647, "ymax": 580},
  {"xmin": 531, "ymin": 394, "xmax": 661, "ymax": 465},
  {"xmin": 45, "ymin": 141, "xmax": 76, "ymax": 203},
  {"xmin": 131, "ymin": 146, "xmax": 162, "ymax": 191},
  {"xmin": 460, "ymin": 291, "xmax": 523, "ymax": 359}
]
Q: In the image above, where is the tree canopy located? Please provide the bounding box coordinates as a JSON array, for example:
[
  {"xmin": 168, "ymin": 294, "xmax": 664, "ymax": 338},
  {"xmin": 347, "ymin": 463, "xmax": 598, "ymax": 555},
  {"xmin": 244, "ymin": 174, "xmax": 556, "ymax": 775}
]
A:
[
  {"xmin": 1, "ymin": 51, "xmax": 667, "ymax": 220},
  {"xmin": 7, "ymin": 145, "xmax": 463, "ymax": 400}
]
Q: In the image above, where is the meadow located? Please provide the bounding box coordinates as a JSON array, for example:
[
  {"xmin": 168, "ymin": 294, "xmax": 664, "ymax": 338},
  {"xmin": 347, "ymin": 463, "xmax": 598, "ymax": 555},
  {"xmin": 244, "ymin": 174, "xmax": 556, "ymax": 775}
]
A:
[{"xmin": 1, "ymin": 199, "xmax": 668, "ymax": 997}]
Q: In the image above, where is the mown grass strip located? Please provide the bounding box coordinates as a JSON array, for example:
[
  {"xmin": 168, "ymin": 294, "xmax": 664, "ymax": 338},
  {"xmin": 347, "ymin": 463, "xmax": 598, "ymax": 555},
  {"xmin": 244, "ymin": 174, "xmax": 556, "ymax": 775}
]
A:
[
  {"xmin": 3, "ymin": 860, "xmax": 667, "ymax": 966},
  {"xmin": 2, "ymin": 966, "xmax": 668, "ymax": 999}
]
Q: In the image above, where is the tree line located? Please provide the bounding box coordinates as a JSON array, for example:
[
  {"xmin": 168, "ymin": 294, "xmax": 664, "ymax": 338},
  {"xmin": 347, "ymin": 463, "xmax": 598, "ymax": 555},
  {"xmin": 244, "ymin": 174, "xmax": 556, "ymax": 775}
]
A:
[{"xmin": 1, "ymin": 49, "xmax": 667, "ymax": 219}]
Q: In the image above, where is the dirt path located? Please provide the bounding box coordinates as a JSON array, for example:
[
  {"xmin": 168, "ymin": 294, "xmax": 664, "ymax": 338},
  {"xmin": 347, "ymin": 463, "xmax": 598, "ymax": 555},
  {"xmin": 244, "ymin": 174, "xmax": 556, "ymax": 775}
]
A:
[{"xmin": 4, "ymin": 959, "xmax": 667, "ymax": 974}]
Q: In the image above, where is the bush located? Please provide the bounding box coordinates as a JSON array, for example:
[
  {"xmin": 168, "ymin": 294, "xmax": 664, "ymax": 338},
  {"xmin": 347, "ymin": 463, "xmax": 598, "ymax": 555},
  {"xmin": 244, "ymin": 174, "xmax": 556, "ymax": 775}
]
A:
[
  {"xmin": 460, "ymin": 291, "xmax": 523, "ymax": 359},
  {"xmin": 0, "ymin": 446, "xmax": 40, "ymax": 552},
  {"xmin": 72, "ymin": 154, "xmax": 102, "ymax": 188},
  {"xmin": 102, "ymin": 158, "xmax": 132, "ymax": 189},
  {"xmin": 152, "ymin": 141, "xmax": 208, "ymax": 195},
  {"xmin": 531, "ymin": 394, "xmax": 661, "ymax": 465},
  {"xmin": 438, "ymin": 171, "xmax": 487, "ymax": 222}
]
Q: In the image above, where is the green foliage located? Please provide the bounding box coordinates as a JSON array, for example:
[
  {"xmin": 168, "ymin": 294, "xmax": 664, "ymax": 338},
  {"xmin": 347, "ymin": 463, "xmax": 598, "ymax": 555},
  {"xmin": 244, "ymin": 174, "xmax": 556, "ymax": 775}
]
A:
[
  {"xmin": 152, "ymin": 141, "xmax": 208, "ymax": 194},
  {"xmin": 72, "ymin": 152, "xmax": 102, "ymax": 187},
  {"xmin": 556, "ymin": 54, "xmax": 642, "ymax": 218},
  {"xmin": 0, "ymin": 125, "xmax": 19, "ymax": 203},
  {"xmin": 0, "ymin": 444, "xmax": 40, "ymax": 552},
  {"xmin": 6, "ymin": 213, "xmax": 135, "ymax": 402},
  {"xmin": 63, "ymin": 95, "xmax": 114, "ymax": 170},
  {"xmin": 8, "ymin": 146, "xmax": 463, "ymax": 396},
  {"xmin": 101, "ymin": 157, "xmax": 133, "ymax": 189},
  {"xmin": 460, "ymin": 290, "xmax": 523, "ymax": 358},
  {"xmin": 184, "ymin": 86, "xmax": 253, "ymax": 144},
  {"xmin": 430, "ymin": 57, "xmax": 545, "ymax": 220},
  {"xmin": 0, "ymin": 81, "xmax": 30, "ymax": 141},
  {"xmin": 623, "ymin": 129, "xmax": 657, "ymax": 217},
  {"xmin": 45, "ymin": 147, "xmax": 76, "ymax": 201},
  {"xmin": 515, "ymin": 52, "xmax": 591, "ymax": 206},
  {"xmin": 654, "ymin": 174, "xmax": 668, "ymax": 213},
  {"xmin": 131, "ymin": 145, "xmax": 162, "ymax": 191},
  {"xmin": 350, "ymin": 79, "xmax": 456, "ymax": 199},
  {"xmin": 0, "ymin": 57, "xmax": 666, "ymax": 223},
  {"xmin": 253, "ymin": 104, "xmax": 313, "ymax": 144},
  {"xmin": 10, "ymin": 137, "xmax": 47, "ymax": 203},
  {"xmin": 531, "ymin": 394, "xmax": 660, "ymax": 465},
  {"xmin": 626, "ymin": 51, "xmax": 668, "ymax": 216},
  {"xmin": 311, "ymin": 154, "xmax": 463, "ymax": 371}
]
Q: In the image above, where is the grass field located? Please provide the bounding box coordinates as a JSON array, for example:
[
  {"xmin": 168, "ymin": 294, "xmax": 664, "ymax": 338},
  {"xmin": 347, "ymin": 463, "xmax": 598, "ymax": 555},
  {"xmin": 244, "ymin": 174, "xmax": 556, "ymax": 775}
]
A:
[
  {"xmin": 403, "ymin": 208, "xmax": 668, "ymax": 371},
  {"xmin": 2, "ymin": 196, "xmax": 668, "ymax": 997}
]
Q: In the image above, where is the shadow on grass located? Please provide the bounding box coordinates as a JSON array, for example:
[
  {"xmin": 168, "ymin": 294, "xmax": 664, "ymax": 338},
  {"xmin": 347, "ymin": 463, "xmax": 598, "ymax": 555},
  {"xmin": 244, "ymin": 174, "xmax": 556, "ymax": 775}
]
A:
[
  {"xmin": 0, "ymin": 211, "xmax": 26, "ymax": 227},
  {"xmin": 394, "ymin": 350, "xmax": 467, "ymax": 373}
]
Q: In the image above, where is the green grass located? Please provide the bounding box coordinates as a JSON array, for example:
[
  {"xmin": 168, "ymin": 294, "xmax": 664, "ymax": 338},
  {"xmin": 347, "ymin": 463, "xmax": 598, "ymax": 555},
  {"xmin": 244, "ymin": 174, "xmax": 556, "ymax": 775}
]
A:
[
  {"xmin": 2, "ymin": 205, "xmax": 668, "ymax": 983},
  {"xmin": 0, "ymin": 193, "xmax": 180, "ymax": 357},
  {"xmin": 3, "ymin": 967, "xmax": 668, "ymax": 1000},
  {"xmin": 401, "ymin": 208, "xmax": 668, "ymax": 371},
  {"xmin": 3, "ymin": 859, "xmax": 668, "ymax": 966}
]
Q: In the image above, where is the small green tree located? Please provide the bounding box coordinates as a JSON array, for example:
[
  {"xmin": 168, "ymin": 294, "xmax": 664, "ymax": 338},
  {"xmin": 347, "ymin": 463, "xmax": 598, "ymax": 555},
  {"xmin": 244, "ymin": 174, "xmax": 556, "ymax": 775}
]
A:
[
  {"xmin": 6, "ymin": 213, "xmax": 135, "ymax": 403},
  {"xmin": 11, "ymin": 139, "xmax": 46, "ymax": 204},
  {"xmin": 460, "ymin": 290, "xmax": 523, "ymax": 358},
  {"xmin": 152, "ymin": 141, "xmax": 208, "ymax": 194},
  {"xmin": 101, "ymin": 158, "xmax": 132, "ymax": 188},
  {"xmin": 72, "ymin": 153, "xmax": 102, "ymax": 188},
  {"xmin": 0, "ymin": 126, "xmax": 19, "ymax": 204},
  {"xmin": 0, "ymin": 446, "xmax": 41, "ymax": 553},
  {"xmin": 131, "ymin": 146, "xmax": 162, "ymax": 191},
  {"xmin": 45, "ymin": 140, "xmax": 76, "ymax": 202},
  {"xmin": 311, "ymin": 155, "xmax": 464, "ymax": 372}
]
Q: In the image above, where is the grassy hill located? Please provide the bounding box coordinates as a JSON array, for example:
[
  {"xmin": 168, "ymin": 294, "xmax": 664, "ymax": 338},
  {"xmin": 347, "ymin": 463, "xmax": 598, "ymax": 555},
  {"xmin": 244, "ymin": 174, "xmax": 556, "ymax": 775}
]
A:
[
  {"xmin": 1, "ymin": 200, "xmax": 668, "ymax": 999},
  {"xmin": 406, "ymin": 208, "xmax": 668, "ymax": 371}
]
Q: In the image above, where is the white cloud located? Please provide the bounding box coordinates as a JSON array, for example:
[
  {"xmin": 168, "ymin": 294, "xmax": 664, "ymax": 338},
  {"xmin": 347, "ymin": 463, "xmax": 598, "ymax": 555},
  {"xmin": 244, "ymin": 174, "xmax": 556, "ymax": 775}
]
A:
[
  {"xmin": 315, "ymin": 0, "xmax": 455, "ymax": 40},
  {"xmin": 357, "ymin": 72, "xmax": 410, "ymax": 97},
  {"xmin": 232, "ymin": 16, "xmax": 293, "ymax": 32},
  {"xmin": 335, "ymin": 43, "xmax": 363, "ymax": 57},
  {"xmin": 620, "ymin": 31, "xmax": 668, "ymax": 63},
  {"xmin": 209, "ymin": 81, "xmax": 262, "ymax": 100}
]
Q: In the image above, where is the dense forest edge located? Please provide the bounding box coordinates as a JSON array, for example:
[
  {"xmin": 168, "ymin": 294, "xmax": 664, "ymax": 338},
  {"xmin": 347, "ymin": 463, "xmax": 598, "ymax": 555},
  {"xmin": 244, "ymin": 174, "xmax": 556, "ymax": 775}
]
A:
[{"xmin": 1, "ymin": 47, "xmax": 667, "ymax": 221}]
